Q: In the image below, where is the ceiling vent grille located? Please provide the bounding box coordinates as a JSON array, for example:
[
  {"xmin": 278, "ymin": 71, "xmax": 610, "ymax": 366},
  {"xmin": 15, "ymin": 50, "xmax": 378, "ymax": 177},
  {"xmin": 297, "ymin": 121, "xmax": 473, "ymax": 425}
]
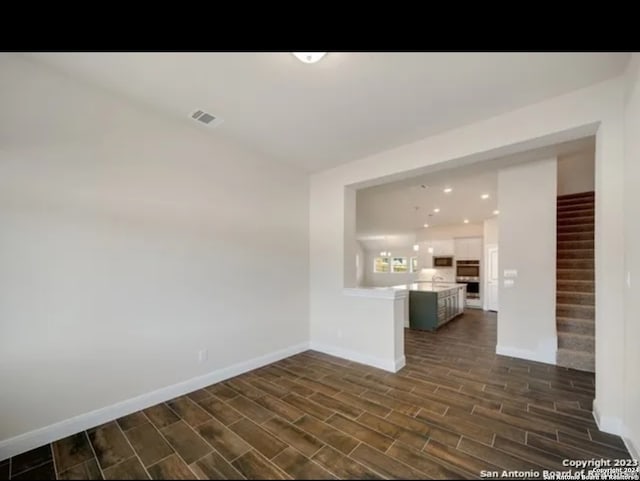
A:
[{"xmin": 190, "ymin": 110, "xmax": 223, "ymax": 127}]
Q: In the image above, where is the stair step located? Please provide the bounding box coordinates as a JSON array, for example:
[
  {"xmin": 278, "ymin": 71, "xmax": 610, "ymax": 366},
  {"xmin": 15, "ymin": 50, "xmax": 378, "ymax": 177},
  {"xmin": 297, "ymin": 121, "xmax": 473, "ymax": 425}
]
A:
[
  {"xmin": 557, "ymin": 317, "xmax": 595, "ymax": 336},
  {"xmin": 558, "ymin": 332, "xmax": 594, "ymax": 352},
  {"xmin": 558, "ymin": 224, "xmax": 595, "ymax": 234},
  {"xmin": 557, "ymin": 239, "xmax": 594, "ymax": 250},
  {"xmin": 556, "ymin": 348, "xmax": 595, "ymax": 372},
  {"xmin": 557, "ymin": 198, "xmax": 595, "ymax": 207},
  {"xmin": 557, "ymin": 259, "xmax": 594, "ymax": 270},
  {"xmin": 557, "ymin": 191, "xmax": 595, "ymax": 201},
  {"xmin": 557, "ymin": 303, "xmax": 595, "ymax": 320},
  {"xmin": 557, "ymin": 193, "xmax": 595, "ymax": 204},
  {"xmin": 557, "ymin": 279, "xmax": 595, "ymax": 293},
  {"xmin": 557, "ymin": 249, "xmax": 594, "ymax": 260},
  {"xmin": 557, "ymin": 202, "xmax": 595, "ymax": 211},
  {"xmin": 557, "ymin": 291, "xmax": 595, "ymax": 306},
  {"xmin": 557, "ymin": 269, "xmax": 595, "ymax": 281},
  {"xmin": 558, "ymin": 216, "xmax": 594, "ymax": 226},
  {"xmin": 557, "ymin": 208, "xmax": 595, "ymax": 218},
  {"xmin": 557, "ymin": 232, "xmax": 594, "ymax": 242}
]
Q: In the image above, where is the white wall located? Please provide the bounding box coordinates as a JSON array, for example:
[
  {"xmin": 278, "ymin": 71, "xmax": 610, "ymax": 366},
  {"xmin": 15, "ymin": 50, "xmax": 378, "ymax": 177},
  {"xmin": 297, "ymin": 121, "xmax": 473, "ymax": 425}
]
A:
[
  {"xmin": 496, "ymin": 159, "xmax": 557, "ymax": 363},
  {"xmin": 483, "ymin": 217, "xmax": 499, "ymax": 245},
  {"xmin": 557, "ymin": 149, "xmax": 595, "ymax": 195},
  {"xmin": 310, "ymin": 75, "xmax": 625, "ymax": 435},
  {"xmin": 483, "ymin": 217, "xmax": 499, "ymax": 311},
  {"xmin": 0, "ymin": 56, "xmax": 309, "ymax": 443},
  {"xmin": 355, "ymin": 240, "xmax": 365, "ymax": 286},
  {"xmin": 623, "ymin": 54, "xmax": 640, "ymax": 459},
  {"xmin": 416, "ymin": 223, "xmax": 483, "ymax": 241}
]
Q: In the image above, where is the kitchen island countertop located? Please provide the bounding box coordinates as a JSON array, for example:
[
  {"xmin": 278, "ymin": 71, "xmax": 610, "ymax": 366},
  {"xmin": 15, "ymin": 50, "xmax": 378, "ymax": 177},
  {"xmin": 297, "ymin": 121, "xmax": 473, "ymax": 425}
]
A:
[{"xmin": 390, "ymin": 282, "xmax": 467, "ymax": 293}]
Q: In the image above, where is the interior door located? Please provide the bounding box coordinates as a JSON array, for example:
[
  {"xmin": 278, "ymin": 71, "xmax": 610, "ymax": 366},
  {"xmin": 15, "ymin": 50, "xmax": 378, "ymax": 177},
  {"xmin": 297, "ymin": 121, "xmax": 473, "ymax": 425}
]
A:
[{"xmin": 487, "ymin": 244, "xmax": 499, "ymax": 311}]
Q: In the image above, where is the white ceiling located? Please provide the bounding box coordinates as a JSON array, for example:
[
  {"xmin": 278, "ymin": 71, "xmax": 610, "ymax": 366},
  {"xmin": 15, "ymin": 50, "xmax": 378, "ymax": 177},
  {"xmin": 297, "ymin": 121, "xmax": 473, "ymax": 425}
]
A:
[
  {"xmin": 24, "ymin": 52, "xmax": 629, "ymax": 172},
  {"xmin": 356, "ymin": 137, "xmax": 595, "ymax": 238}
]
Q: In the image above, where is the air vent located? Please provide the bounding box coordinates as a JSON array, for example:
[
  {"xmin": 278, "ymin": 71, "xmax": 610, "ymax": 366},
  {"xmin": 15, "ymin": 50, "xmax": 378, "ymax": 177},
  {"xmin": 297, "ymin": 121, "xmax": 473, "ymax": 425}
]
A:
[{"xmin": 190, "ymin": 109, "xmax": 223, "ymax": 127}]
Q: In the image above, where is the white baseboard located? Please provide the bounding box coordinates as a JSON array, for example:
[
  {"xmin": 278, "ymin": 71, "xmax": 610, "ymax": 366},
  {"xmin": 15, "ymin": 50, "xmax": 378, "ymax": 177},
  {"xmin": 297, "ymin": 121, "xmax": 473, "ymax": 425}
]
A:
[
  {"xmin": 394, "ymin": 355, "xmax": 406, "ymax": 372},
  {"xmin": 0, "ymin": 341, "xmax": 309, "ymax": 461},
  {"xmin": 592, "ymin": 398, "xmax": 623, "ymax": 435},
  {"xmin": 309, "ymin": 341, "xmax": 402, "ymax": 373},
  {"xmin": 496, "ymin": 341, "xmax": 557, "ymax": 365},
  {"xmin": 622, "ymin": 426, "xmax": 640, "ymax": 461}
]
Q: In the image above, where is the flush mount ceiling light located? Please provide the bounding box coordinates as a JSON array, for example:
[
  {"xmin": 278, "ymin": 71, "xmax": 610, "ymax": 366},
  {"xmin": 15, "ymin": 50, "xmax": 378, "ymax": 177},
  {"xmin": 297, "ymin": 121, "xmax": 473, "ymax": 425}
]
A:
[
  {"xmin": 423, "ymin": 223, "xmax": 430, "ymax": 228},
  {"xmin": 433, "ymin": 208, "xmax": 440, "ymax": 213},
  {"xmin": 444, "ymin": 187, "xmax": 453, "ymax": 193},
  {"xmin": 493, "ymin": 210, "xmax": 500, "ymax": 215},
  {"xmin": 481, "ymin": 194, "xmax": 490, "ymax": 200},
  {"xmin": 463, "ymin": 219, "xmax": 470, "ymax": 224},
  {"xmin": 292, "ymin": 52, "xmax": 327, "ymax": 64}
]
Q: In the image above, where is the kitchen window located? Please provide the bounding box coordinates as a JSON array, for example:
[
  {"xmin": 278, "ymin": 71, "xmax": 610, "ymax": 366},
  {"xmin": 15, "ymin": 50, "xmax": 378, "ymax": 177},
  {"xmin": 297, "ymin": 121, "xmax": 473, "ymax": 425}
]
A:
[
  {"xmin": 374, "ymin": 256, "xmax": 414, "ymax": 273},
  {"xmin": 373, "ymin": 257, "xmax": 390, "ymax": 273},
  {"xmin": 391, "ymin": 257, "xmax": 408, "ymax": 273}
]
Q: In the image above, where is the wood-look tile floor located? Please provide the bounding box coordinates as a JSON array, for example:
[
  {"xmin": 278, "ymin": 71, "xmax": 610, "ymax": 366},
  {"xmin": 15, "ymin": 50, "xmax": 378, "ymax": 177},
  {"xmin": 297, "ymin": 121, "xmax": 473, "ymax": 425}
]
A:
[{"xmin": 2, "ymin": 310, "xmax": 632, "ymax": 480}]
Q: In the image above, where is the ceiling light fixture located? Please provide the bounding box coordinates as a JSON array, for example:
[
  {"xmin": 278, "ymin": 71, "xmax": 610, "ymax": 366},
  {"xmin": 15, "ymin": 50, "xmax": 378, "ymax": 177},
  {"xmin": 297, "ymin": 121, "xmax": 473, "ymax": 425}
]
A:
[
  {"xmin": 463, "ymin": 219, "xmax": 469, "ymax": 224},
  {"xmin": 379, "ymin": 235, "xmax": 391, "ymax": 257},
  {"xmin": 444, "ymin": 187, "xmax": 453, "ymax": 193},
  {"xmin": 412, "ymin": 206, "xmax": 420, "ymax": 252},
  {"xmin": 481, "ymin": 194, "xmax": 490, "ymax": 199},
  {"xmin": 292, "ymin": 52, "xmax": 327, "ymax": 64},
  {"xmin": 493, "ymin": 210, "xmax": 500, "ymax": 215},
  {"xmin": 433, "ymin": 208, "xmax": 440, "ymax": 213},
  {"xmin": 423, "ymin": 223, "xmax": 429, "ymax": 228}
]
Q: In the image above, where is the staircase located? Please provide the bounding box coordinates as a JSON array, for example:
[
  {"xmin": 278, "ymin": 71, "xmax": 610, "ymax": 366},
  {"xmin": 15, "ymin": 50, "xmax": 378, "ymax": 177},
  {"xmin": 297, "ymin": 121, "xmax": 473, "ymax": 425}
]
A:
[{"xmin": 556, "ymin": 191, "xmax": 595, "ymax": 372}]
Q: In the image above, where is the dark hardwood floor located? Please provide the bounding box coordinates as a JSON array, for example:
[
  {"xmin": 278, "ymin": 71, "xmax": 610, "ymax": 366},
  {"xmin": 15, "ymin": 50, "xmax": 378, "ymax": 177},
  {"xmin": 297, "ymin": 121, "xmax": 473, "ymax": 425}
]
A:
[{"xmin": 2, "ymin": 310, "xmax": 632, "ymax": 479}]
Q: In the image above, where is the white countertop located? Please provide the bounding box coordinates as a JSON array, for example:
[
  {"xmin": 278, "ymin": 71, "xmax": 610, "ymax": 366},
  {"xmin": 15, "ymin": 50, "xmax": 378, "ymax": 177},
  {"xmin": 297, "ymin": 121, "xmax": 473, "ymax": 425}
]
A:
[{"xmin": 391, "ymin": 282, "xmax": 467, "ymax": 292}]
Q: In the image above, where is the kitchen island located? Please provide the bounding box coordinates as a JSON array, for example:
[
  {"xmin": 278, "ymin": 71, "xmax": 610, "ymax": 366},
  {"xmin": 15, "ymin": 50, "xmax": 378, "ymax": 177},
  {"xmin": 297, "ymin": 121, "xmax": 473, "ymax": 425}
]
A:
[{"xmin": 392, "ymin": 282, "xmax": 467, "ymax": 331}]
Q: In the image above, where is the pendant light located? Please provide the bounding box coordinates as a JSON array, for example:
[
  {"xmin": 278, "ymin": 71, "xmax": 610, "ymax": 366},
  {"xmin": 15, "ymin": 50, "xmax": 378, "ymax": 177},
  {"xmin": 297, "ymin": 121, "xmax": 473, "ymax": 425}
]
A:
[
  {"xmin": 412, "ymin": 206, "xmax": 420, "ymax": 252},
  {"xmin": 380, "ymin": 235, "xmax": 390, "ymax": 257}
]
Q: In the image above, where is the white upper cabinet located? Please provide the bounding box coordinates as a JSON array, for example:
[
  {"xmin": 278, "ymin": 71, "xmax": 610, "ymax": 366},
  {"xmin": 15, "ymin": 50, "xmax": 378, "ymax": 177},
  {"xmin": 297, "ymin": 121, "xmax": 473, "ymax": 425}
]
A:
[
  {"xmin": 454, "ymin": 237, "xmax": 482, "ymax": 260},
  {"xmin": 433, "ymin": 239, "xmax": 454, "ymax": 256}
]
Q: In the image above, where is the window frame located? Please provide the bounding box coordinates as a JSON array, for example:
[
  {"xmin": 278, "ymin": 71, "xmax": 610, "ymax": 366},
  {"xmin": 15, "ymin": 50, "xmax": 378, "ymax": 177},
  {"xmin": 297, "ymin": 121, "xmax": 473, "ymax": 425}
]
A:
[
  {"xmin": 410, "ymin": 256, "xmax": 418, "ymax": 273},
  {"xmin": 373, "ymin": 256, "xmax": 391, "ymax": 273}
]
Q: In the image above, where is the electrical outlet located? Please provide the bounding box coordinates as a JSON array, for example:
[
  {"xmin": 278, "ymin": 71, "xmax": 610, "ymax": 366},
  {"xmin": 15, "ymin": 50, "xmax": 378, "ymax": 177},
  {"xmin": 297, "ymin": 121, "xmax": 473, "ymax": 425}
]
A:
[
  {"xmin": 198, "ymin": 349, "xmax": 208, "ymax": 363},
  {"xmin": 504, "ymin": 279, "xmax": 515, "ymax": 288},
  {"xmin": 504, "ymin": 269, "xmax": 518, "ymax": 278}
]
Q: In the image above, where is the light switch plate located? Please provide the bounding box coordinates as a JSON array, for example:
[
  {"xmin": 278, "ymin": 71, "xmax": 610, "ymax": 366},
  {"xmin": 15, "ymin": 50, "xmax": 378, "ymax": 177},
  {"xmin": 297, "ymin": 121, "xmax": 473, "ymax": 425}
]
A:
[
  {"xmin": 504, "ymin": 279, "xmax": 515, "ymax": 288},
  {"xmin": 504, "ymin": 269, "xmax": 518, "ymax": 278}
]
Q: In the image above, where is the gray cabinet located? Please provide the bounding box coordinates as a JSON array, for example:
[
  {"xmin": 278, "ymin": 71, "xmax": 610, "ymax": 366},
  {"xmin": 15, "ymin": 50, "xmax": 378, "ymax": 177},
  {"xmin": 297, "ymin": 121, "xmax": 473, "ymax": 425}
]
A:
[{"xmin": 410, "ymin": 285, "xmax": 466, "ymax": 331}]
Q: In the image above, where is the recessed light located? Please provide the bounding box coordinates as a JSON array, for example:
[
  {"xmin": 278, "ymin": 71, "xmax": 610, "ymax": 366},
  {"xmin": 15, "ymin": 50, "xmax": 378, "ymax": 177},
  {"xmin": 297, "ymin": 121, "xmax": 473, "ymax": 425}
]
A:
[
  {"xmin": 444, "ymin": 187, "xmax": 453, "ymax": 193},
  {"xmin": 423, "ymin": 224, "xmax": 429, "ymax": 228},
  {"xmin": 292, "ymin": 52, "xmax": 327, "ymax": 64},
  {"xmin": 463, "ymin": 219, "xmax": 469, "ymax": 224},
  {"xmin": 433, "ymin": 208, "xmax": 440, "ymax": 213},
  {"xmin": 493, "ymin": 210, "xmax": 500, "ymax": 215},
  {"xmin": 420, "ymin": 184, "xmax": 428, "ymax": 189},
  {"xmin": 481, "ymin": 194, "xmax": 490, "ymax": 200}
]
